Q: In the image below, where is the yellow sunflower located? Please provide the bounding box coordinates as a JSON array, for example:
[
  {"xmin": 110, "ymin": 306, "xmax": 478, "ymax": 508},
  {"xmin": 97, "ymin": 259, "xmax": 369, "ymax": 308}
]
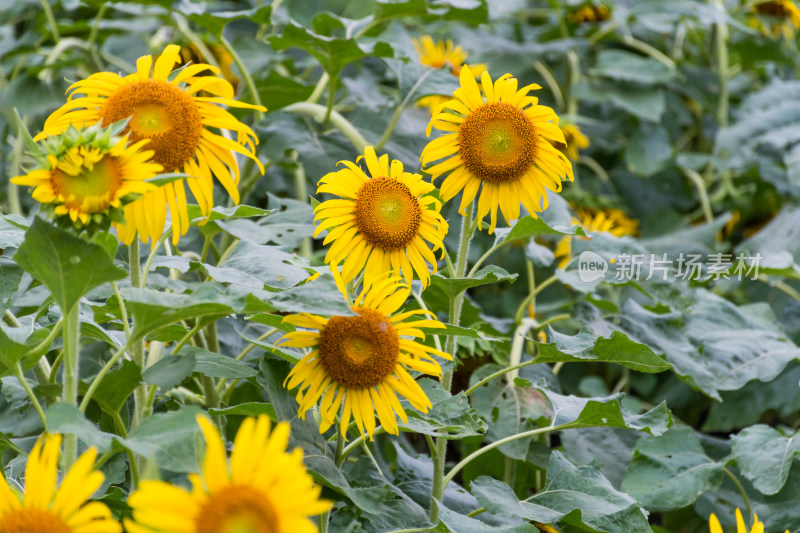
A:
[
  {"xmin": 555, "ymin": 123, "xmax": 590, "ymax": 162},
  {"xmin": 421, "ymin": 69, "xmax": 573, "ymax": 233},
  {"xmin": 0, "ymin": 434, "xmax": 120, "ymax": 533},
  {"xmin": 413, "ymin": 36, "xmax": 486, "ymax": 115},
  {"xmin": 566, "ymin": 3, "xmax": 611, "ymax": 24},
  {"xmin": 314, "ymin": 146, "xmax": 448, "ymax": 289},
  {"xmin": 277, "ymin": 275, "xmax": 452, "ymax": 440},
  {"xmin": 12, "ymin": 125, "xmax": 160, "ymax": 226},
  {"xmin": 554, "ymin": 207, "xmax": 638, "ymax": 268},
  {"xmin": 709, "ymin": 508, "xmax": 788, "ymax": 533},
  {"xmin": 34, "ymin": 44, "xmax": 266, "ymax": 246},
  {"xmin": 750, "ymin": 0, "xmax": 800, "ymax": 38},
  {"xmin": 125, "ymin": 415, "xmax": 329, "ymax": 533}
]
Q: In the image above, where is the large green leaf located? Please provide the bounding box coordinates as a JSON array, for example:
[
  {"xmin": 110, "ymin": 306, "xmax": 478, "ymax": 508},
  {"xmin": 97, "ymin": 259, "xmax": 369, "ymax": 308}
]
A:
[
  {"xmin": 471, "ymin": 452, "xmax": 654, "ymax": 533},
  {"xmin": 266, "ymin": 273, "xmax": 356, "ymax": 316},
  {"xmin": 428, "ymin": 266, "xmax": 518, "ymax": 301},
  {"xmin": 621, "ymin": 427, "xmax": 723, "ymax": 511},
  {"xmin": 14, "ymin": 218, "xmax": 126, "ymax": 312},
  {"xmin": 590, "ymin": 50, "xmax": 676, "ymax": 85},
  {"xmin": 0, "ymin": 317, "xmax": 55, "ymax": 377},
  {"xmin": 91, "ymin": 360, "xmax": 142, "ymax": 415},
  {"xmin": 533, "ymin": 328, "xmax": 671, "ymax": 373},
  {"xmin": 399, "ymin": 379, "xmax": 487, "ymax": 438},
  {"xmin": 45, "ymin": 403, "xmax": 115, "ymax": 452},
  {"xmin": 123, "ymin": 406, "xmax": 203, "ymax": 473},
  {"xmin": 731, "ymin": 425, "xmax": 800, "ymax": 496}
]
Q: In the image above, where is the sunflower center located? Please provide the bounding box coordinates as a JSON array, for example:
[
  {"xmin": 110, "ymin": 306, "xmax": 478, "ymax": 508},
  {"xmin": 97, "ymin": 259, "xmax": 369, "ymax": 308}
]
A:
[
  {"xmin": 457, "ymin": 102, "xmax": 537, "ymax": 184},
  {"xmin": 101, "ymin": 79, "xmax": 202, "ymax": 172},
  {"xmin": 354, "ymin": 178, "xmax": 421, "ymax": 251},
  {"xmin": 757, "ymin": 1, "xmax": 789, "ymax": 16},
  {"xmin": 0, "ymin": 508, "xmax": 73, "ymax": 533},
  {"xmin": 318, "ymin": 307, "xmax": 399, "ymax": 389},
  {"xmin": 52, "ymin": 147, "xmax": 122, "ymax": 213},
  {"xmin": 195, "ymin": 485, "xmax": 279, "ymax": 533}
]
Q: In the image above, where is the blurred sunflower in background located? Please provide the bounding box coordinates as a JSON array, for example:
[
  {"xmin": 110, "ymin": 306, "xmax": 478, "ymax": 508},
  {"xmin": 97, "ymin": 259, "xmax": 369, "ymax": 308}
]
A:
[
  {"xmin": 555, "ymin": 123, "xmax": 590, "ymax": 161},
  {"xmin": 749, "ymin": 0, "xmax": 800, "ymax": 38},
  {"xmin": 278, "ymin": 276, "xmax": 452, "ymax": 440},
  {"xmin": 35, "ymin": 44, "xmax": 266, "ymax": 246},
  {"xmin": 566, "ymin": 2, "xmax": 611, "ymax": 23},
  {"xmin": 12, "ymin": 123, "xmax": 160, "ymax": 229},
  {"xmin": 709, "ymin": 508, "xmax": 788, "ymax": 533},
  {"xmin": 422, "ymin": 69, "xmax": 573, "ymax": 233},
  {"xmin": 179, "ymin": 42, "xmax": 239, "ymax": 93},
  {"xmin": 413, "ymin": 35, "xmax": 487, "ymax": 114},
  {"xmin": 554, "ymin": 207, "xmax": 638, "ymax": 268},
  {"xmin": 126, "ymin": 415, "xmax": 329, "ymax": 533},
  {"xmin": 0, "ymin": 434, "xmax": 120, "ymax": 533},
  {"xmin": 314, "ymin": 146, "xmax": 448, "ymax": 289}
]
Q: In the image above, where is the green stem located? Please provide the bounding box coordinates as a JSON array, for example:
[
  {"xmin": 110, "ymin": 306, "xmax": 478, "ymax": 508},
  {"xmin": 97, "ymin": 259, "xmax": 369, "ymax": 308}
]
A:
[
  {"xmin": 111, "ymin": 281, "xmax": 130, "ymax": 338},
  {"xmin": 291, "ymin": 150, "xmax": 312, "ymax": 259},
  {"xmin": 723, "ymin": 467, "xmax": 752, "ymax": 519},
  {"xmin": 324, "ymin": 73, "xmax": 337, "ymax": 124},
  {"xmin": 129, "ymin": 240, "xmax": 147, "ymax": 428},
  {"xmin": 683, "ymin": 168, "xmax": 713, "ymax": 224},
  {"xmin": 307, "ymin": 72, "xmax": 329, "ymax": 104},
  {"xmin": 712, "ymin": 0, "xmax": 729, "ymax": 128},
  {"xmin": 621, "ymin": 34, "xmax": 676, "ymax": 70},
  {"xmin": 430, "ymin": 202, "xmax": 475, "ymax": 523},
  {"xmin": 284, "ymin": 102, "xmax": 368, "ymax": 151},
  {"xmin": 62, "ymin": 304, "xmax": 80, "ymax": 469},
  {"xmin": 375, "ymin": 69, "xmax": 434, "ymax": 152},
  {"xmin": 39, "ymin": 0, "xmax": 61, "ymax": 41},
  {"xmin": 532, "ymin": 61, "xmax": 564, "ymax": 110},
  {"xmin": 172, "ymin": 320, "xmax": 206, "ymax": 354},
  {"xmin": 514, "ymin": 275, "xmax": 558, "ymax": 324},
  {"xmin": 219, "ymin": 34, "xmax": 265, "ymax": 120},
  {"xmin": 88, "ymin": 4, "xmax": 108, "ymax": 70},
  {"xmin": 465, "ymin": 359, "xmax": 541, "ymax": 397},
  {"xmin": 80, "ymin": 336, "xmax": 137, "ymax": 412},
  {"xmin": 140, "ymin": 232, "xmax": 170, "ymax": 288},
  {"xmin": 8, "ymin": 114, "xmax": 27, "ymax": 216},
  {"xmin": 110, "ymin": 410, "xmax": 140, "ymax": 488},
  {"xmin": 442, "ymin": 426, "xmax": 557, "ymax": 489},
  {"xmin": 15, "ymin": 362, "xmax": 46, "ymax": 427}
]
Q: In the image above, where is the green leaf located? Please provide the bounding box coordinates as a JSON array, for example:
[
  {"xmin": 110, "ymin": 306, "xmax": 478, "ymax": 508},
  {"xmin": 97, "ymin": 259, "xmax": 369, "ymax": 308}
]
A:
[
  {"xmin": 123, "ymin": 406, "xmax": 203, "ymax": 473},
  {"xmin": 493, "ymin": 216, "xmax": 586, "ymax": 247},
  {"xmin": 574, "ymin": 79, "xmax": 665, "ymax": 122},
  {"xmin": 208, "ymin": 403, "xmax": 277, "ymax": 419},
  {"xmin": 246, "ymin": 313, "xmax": 296, "ymax": 333},
  {"xmin": 436, "ymin": 499, "xmax": 538, "ymax": 532},
  {"xmin": 0, "ymin": 319, "xmax": 54, "ymax": 377},
  {"xmin": 0, "ymin": 214, "xmax": 28, "ymax": 248},
  {"xmin": 91, "ymin": 360, "xmax": 142, "ymax": 414},
  {"xmin": 45, "ymin": 403, "xmax": 115, "ymax": 452},
  {"xmin": 532, "ymin": 329, "xmax": 672, "ymax": 373},
  {"xmin": 428, "ymin": 266, "xmax": 518, "ymax": 301},
  {"xmin": 621, "ymin": 427, "xmax": 723, "ymax": 511},
  {"xmin": 0, "ymin": 264, "xmax": 23, "ymax": 316},
  {"xmin": 266, "ymin": 273, "xmax": 356, "ymax": 316},
  {"xmin": 186, "ymin": 4, "xmax": 271, "ymax": 34},
  {"xmin": 731, "ymin": 424, "xmax": 800, "ymax": 496},
  {"xmin": 142, "ymin": 353, "xmax": 196, "ymax": 391},
  {"xmin": 471, "ymin": 452, "xmax": 653, "ymax": 533},
  {"xmin": 14, "ymin": 218, "xmax": 126, "ymax": 312},
  {"xmin": 186, "ymin": 204, "xmax": 274, "ymax": 224},
  {"xmin": 219, "ymin": 241, "xmax": 311, "ymax": 290},
  {"xmin": 590, "ymin": 50, "xmax": 676, "ymax": 85},
  {"xmin": 179, "ymin": 346, "xmax": 257, "ymax": 379},
  {"xmin": 419, "ymin": 323, "xmax": 500, "ymax": 342},
  {"xmin": 625, "ymin": 123, "xmax": 673, "ymax": 177},
  {"xmin": 399, "ymin": 379, "xmax": 487, "ymax": 438},
  {"xmin": 540, "ymin": 388, "xmax": 673, "ymax": 436}
]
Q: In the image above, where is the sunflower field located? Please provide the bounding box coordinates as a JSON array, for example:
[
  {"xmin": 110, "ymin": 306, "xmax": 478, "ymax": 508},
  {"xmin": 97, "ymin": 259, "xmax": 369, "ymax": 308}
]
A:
[{"xmin": 3, "ymin": 0, "xmax": 800, "ymax": 531}]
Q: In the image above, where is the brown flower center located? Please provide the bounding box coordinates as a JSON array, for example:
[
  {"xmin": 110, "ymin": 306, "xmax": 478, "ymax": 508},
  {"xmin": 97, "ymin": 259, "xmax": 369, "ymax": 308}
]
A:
[
  {"xmin": 0, "ymin": 509, "xmax": 73, "ymax": 533},
  {"xmin": 195, "ymin": 485, "xmax": 279, "ymax": 533},
  {"xmin": 101, "ymin": 79, "xmax": 202, "ymax": 172},
  {"xmin": 318, "ymin": 307, "xmax": 399, "ymax": 389},
  {"xmin": 457, "ymin": 102, "xmax": 537, "ymax": 184},
  {"xmin": 354, "ymin": 177, "xmax": 421, "ymax": 250}
]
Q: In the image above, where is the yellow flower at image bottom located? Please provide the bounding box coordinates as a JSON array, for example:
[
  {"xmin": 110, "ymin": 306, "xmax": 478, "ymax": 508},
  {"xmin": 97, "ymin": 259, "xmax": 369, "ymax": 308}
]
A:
[
  {"xmin": 422, "ymin": 68, "xmax": 573, "ymax": 233},
  {"xmin": 126, "ymin": 415, "xmax": 329, "ymax": 533},
  {"xmin": 314, "ymin": 146, "xmax": 448, "ymax": 289},
  {"xmin": 0, "ymin": 434, "xmax": 120, "ymax": 533},
  {"xmin": 278, "ymin": 276, "xmax": 452, "ymax": 440},
  {"xmin": 709, "ymin": 508, "xmax": 788, "ymax": 533},
  {"xmin": 35, "ymin": 44, "xmax": 265, "ymax": 246}
]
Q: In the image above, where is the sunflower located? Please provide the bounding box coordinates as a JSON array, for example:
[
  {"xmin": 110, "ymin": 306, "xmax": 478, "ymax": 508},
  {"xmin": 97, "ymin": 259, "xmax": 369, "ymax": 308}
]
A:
[
  {"xmin": 12, "ymin": 124, "xmax": 160, "ymax": 227},
  {"xmin": 709, "ymin": 508, "xmax": 788, "ymax": 533},
  {"xmin": 314, "ymin": 146, "xmax": 448, "ymax": 289},
  {"xmin": 125, "ymin": 415, "xmax": 329, "ymax": 533},
  {"xmin": 0, "ymin": 434, "xmax": 120, "ymax": 533},
  {"xmin": 566, "ymin": 2, "xmax": 611, "ymax": 24},
  {"xmin": 750, "ymin": 0, "xmax": 800, "ymax": 38},
  {"xmin": 278, "ymin": 275, "xmax": 452, "ymax": 440},
  {"xmin": 35, "ymin": 44, "xmax": 266, "ymax": 246},
  {"xmin": 555, "ymin": 123, "xmax": 590, "ymax": 162},
  {"xmin": 554, "ymin": 207, "xmax": 638, "ymax": 268},
  {"xmin": 421, "ymin": 69, "xmax": 573, "ymax": 234},
  {"xmin": 413, "ymin": 36, "xmax": 486, "ymax": 115},
  {"xmin": 180, "ymin": 43, "xmax": 239, "ymax": 93}
]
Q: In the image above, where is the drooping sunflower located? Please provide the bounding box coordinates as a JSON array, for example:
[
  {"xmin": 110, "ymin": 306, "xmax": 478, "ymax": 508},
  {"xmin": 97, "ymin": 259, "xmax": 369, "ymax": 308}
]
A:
[
  {"xmin": 125, "ymin": 415, "xmax": 329, "ymax": 533},
  {"xmin": 554, "ymin": 207, "xmax": 638, "ymax": 268},
  {"xmin": 413, "ymin": 36, "xmax": 486, "ymax": 115},
  {"xmin": 0, "ymin": 434, "xmax": 120, "ymax": 533},
  {"xmin": 314, "ymin": 146, "xmax": 448, "ymax": 289},
  {"xmin": 709, "ymin": 508, "xmax": 788, "ymax": 533},
  {"xmin": 278, "ymin": 276, "xmax": 452, "ymax": 440},
  {"xmin": 12, "ymin": 124, "xmax": 160, "ymax": 227},
  {"xmin": 35, "ymin": 44, "xmax": 266, "ymax": 246},
  {"xmin": 422, "ymin": 69, "xmax": 574, "ymax": 233},
  {"xmin": 555, "ymin": 123, "xmax": 590, "ymax": 162},
  {"xmin": 566, "ymin": 2, "xmax": 611, "ymax": 24},
  {"xmin": 749, "ymin": 0, "xmax": 800, "ymax": 38}
]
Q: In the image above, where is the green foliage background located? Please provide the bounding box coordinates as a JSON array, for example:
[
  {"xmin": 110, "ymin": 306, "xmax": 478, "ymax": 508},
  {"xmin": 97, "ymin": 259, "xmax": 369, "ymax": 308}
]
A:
[{"xmin": 2, "ymin": 0, "xmax": 800, "ymax": 532}]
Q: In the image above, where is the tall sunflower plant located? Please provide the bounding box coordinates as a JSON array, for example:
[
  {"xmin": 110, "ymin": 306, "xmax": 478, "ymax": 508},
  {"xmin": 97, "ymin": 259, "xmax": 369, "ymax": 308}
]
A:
[{"xmin": 3, "ymin": 3, "xmax": 800, "ymax": 533}]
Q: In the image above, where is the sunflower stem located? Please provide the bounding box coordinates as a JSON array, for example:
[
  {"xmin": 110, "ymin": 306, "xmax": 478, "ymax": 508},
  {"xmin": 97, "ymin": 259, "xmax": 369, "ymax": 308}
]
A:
[
  {"xmin": 14, "ymin": 362, "xmax": 46, "ymax": 428},
  {"xmin": 430, "ymin": 201, "xmax": 475, "ymax": 523},
  {"xmin": 39, "ymin": 0, "xmax": 61, "ymax": 41},
  {"xmin": 290, "ymin": 150, "xmax": 313, "ymax": 259},
  {"xmin": 683, "ymin": 167, "xmax": 714, "ymax": 224},
  {"xmin": 88, "ymin": 4, "xmax": 108, "ymax": 70},
  {"xmin": 723, "ymin": 467, "xmax": 752, "ymax": 519},
  {"xmin": 62, "ymin": 303, "xmax": 80, "ymax": 470},
  {"xmin": 324, "ymin": 73, "xmax": 337, "ymax": 124},
  {"xmin": 375, "ymin": 69, "xmax": 435, "ymax": 152},
  {"xmin": 129, "ymin": 240, "xmax": 148, "ymax": 430},
  {"xmin": 284, "ymin": 102, "xmax": 369, "ymax": 152},
  {"xmin": 8, "ymin": 114, "xmax": 27, "ymax": 216},
  {"xmin": 219, "ymin": 34, "xmax": 265, "ymax": 120},
  {"xmin": 307, "ymin": 71, "xmax": 329, "ymax": 104}
]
